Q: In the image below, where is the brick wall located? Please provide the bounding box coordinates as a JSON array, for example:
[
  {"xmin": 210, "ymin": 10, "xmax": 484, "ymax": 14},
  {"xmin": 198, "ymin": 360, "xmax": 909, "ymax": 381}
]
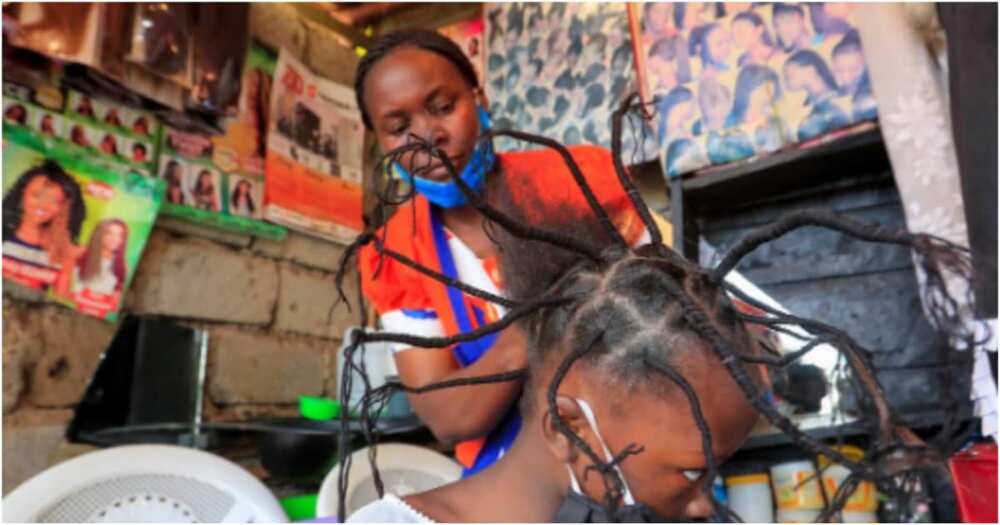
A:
[{"xmin": 2, "ymin": 3, "xmax": 365, "ymax": 495}]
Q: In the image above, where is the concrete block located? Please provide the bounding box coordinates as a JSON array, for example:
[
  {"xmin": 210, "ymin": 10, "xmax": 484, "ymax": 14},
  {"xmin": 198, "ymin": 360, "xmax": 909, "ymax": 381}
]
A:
[
  {"xmin": 154, "ymin": 218, "xmax": 253, "ymax": 249},
  {"xmin": 275, "ymin": 262, "xmax": 359, "ymax": 340},
  {"xmin": 126, "ymin": 230, "xmax": 279, "ymax": 325},
  {"xmin": 251, "ymin": 231, "xmax": 349, "ymax": 273},
  {"xmin": 207, "ymin": 326, "xmax": 326, "ymax": 404},
  {"xmin": 29, "ymin": 307, "xmax": 119, "ymax": 407},
  {"xmin": 2, "ymin": 300, "xmax": 44, "ymax": 413},
  {"xmin": 2, "ymin": 409, "xmax": 73, "ymax": 496}
]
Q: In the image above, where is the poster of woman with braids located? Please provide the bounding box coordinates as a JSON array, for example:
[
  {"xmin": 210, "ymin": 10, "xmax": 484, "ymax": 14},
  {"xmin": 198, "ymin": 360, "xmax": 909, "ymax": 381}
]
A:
[
  {"xmin": 2, "ymin": 128, "xmax": 163, "ymax": 320},
  {"xmin": 630, "ymin": 2, "xmax": 878, "ymax": 179}
]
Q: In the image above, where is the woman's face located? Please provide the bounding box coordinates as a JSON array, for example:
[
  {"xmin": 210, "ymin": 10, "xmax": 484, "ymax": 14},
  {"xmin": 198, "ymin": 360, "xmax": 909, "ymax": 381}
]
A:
[
  {"xmin": 650, "ymin": 56, "xmax": 678, "ymax": 89},
  {"xmin": 731, "ymin": 19, "xmax": 759, "ymax": 49},
  {"xmin": 833, "ymin": 50, "xmax": 865, "ymax": 91},
  {"xmin": 102, "ymin": 223, "xmax": 126, "ymax": 253},
  {"xmin": 646, "ymin": 3, "xmax": 674, "ymax": 35},
  {"xmin": 100, "ymin": 135, "xmax": 116, "ymax": 154},
  {"xmin": 567, "ymin": 351, "xmax": 761, "ymax": 520},
  {"xmin": 746, "ymin": 82, "xmax": 776, "ymax": 124},
  {"xmin": 198, "ymin": 172, "xmax": 212, "ymax": 189},
  {"xmin": 705, "ymin": 26, "xmax": 732, "ymax": 65},
  {"xmin": 783, "ymin": 62, "xmax": 810, "ymax": 92},
  {"xmin": 363, "ymin": 46, "xmax": 481, "ymax": 183},
  {"xmin": 21, "ymin": 176, "xmax": 66, "ymax": 226},
  {"xmin": 775, "ymin": 12, "xmax": 805, "ymax": 47}
]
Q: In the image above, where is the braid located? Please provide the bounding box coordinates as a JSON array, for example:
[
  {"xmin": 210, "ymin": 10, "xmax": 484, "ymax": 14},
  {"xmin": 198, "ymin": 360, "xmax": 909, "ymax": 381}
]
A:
[{"xmin": 332, "ymin": 91, "xmax": 983, "ymax": 522}]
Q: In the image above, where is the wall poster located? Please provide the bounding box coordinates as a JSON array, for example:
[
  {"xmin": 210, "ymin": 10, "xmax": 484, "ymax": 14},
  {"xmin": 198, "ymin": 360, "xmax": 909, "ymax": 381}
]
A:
[
  {"xmin": 630, "ymin": 2, "xmax": 877, "ymax": 178},
  {"xmin": 264, "ymin": 49, "xmax": 365, "ymax": 244},
  {"xmin": 2, "ymin": 127, "xmax": 164, "ymax": 320}
]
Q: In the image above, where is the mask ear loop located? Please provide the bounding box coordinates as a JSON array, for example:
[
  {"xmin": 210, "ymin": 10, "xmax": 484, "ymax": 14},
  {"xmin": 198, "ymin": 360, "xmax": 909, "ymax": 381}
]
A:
[{"xmin": 575, "ymin": 399, "xmax": 637, "ymax": 505}]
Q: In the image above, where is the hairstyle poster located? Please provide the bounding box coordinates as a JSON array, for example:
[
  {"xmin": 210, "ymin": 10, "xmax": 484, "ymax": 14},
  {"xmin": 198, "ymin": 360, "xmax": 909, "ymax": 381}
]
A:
[
  {"xmin": 439, "ymin": 16, "xmax": 486, "ymax": 86},
  {"xmin": 484, "ymin": 3, "xmax": 658, "ymax": 162},
  {"xmin": 63, "ymin": 89, "xmax": 161, "ymax": 176},
  {"xmin": 264, "ymin": 49, "xmax": 365, "ymax": 244},
  {"xmin": 630, "ymin": 2, "xmax": 877, "ymax": 178},
  {"xmin": 2, "ymin": 127, "xmax": 164, "ymax": 320},
  {"xmin": 159, "ymin": 127, "xmax": 225, "ymax": 214}
]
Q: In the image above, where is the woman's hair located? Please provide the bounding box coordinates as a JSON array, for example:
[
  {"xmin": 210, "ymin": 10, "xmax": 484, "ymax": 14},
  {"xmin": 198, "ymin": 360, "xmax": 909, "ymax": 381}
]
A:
[
  {"xmin": 732, "ymin": 10, "xmax": 775, "ymax": 47},
  {"xmin": 5, "ymin": 104, "xmax": 27, "ymax": 124},
  {"xmin": 78, "ymin": 218, "xmax": 128, "ymax": 290},
  {"xmin": 772, "ymin": 2, "xmax": 807, "ymax": 50},
  {"xmin": 655, "ymin": 86, "xmax": 694, "ymax": 138},
  {"xmin": 648, "ymin": 35, "xmax": 692, "ymax": 86},
  {"xmin": 194, "ymin": 170, "xmax": 214, "ymax": 193},
  {"xmin": 808, "ymin": 3, "xmax": 852, "ymax": 36},
  {"xmin": 2, "ymin": 161, "xmax": 85, "ymax": 242},
  {"xmin": 333, "ymin": 93, "xmax": 982, "ymax": 522},
  {"xmin": 492, "ymin": 202, "xmax": 755, "ymax": 416},
  {"xmin": 354, "ymin": 30, "xmax": 480, "ymax": 130},
  {"xmin": 728, "ymin": 64, "xmax": 781, "ymax": 126},
  {"xmin": 163, "ymin": 160, "xmax": 182, "ymax": 185},
  {"xmin": 698, "ymin": 23, "xmax": 728, "ymax": 70},
  {"xmin": 230, "ymin": 179, "xmax": 256, "ymax": 213},
  {"xmin": 785, "ymin": 49, "xmax": 840, "ymax": 94}
]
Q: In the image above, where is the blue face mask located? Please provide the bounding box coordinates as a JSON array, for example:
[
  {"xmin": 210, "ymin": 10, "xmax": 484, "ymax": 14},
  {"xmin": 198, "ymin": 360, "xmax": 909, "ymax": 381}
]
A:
[{"xmin": 392, "ymin": 105, "xmax": 496, "ymax": 209}]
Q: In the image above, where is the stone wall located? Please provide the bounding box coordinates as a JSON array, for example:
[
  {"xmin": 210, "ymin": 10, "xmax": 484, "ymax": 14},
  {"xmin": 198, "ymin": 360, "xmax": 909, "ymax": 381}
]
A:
[{"xmin": 2, "ymin": 3, "xmax": 365, "ymax": 495}]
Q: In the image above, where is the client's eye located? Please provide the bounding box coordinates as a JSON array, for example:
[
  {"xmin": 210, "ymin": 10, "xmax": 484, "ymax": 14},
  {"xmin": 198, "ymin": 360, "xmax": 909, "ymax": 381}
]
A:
[{"xmin": 682, "ymin": 469, "xmax": 704, "ymax": 482}]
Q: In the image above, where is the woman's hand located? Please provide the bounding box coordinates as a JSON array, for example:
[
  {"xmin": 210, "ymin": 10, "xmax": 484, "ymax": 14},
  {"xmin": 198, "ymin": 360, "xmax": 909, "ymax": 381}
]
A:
[{"xmin": 393, "ymin": 324, "xmax": 528, "ymax": 446}]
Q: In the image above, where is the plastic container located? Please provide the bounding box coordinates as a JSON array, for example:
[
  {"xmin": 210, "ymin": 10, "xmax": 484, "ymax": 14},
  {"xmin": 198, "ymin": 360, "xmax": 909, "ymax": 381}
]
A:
[
  {"xmin": 299, "ymin": 396, "xmax": 341, "ymax": 421},
  {"xmin": 725, "ymin": 472, "xmax": 774, "ymax": 522},
  {"xmin": 776, "ymin": 509, "xmax": 820, "ymax": 523},
  {"xmin": 770, "ymin": 460, "xmax": 824, "ymax": 510},
  {"xmin": 281, "ymin": 494, "xmax": 319, "ymax": 522},
  {"xmin": 817, "ymin": 445, "xmax": 877, "ymax": 512}
]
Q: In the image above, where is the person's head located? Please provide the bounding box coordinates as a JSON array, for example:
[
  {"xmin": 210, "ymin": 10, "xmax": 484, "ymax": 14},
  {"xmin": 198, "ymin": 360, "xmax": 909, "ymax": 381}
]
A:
[
  {"xmin": 772, "ymin": 3, "xmax": 809, "ymax": 51},
  {"xmin": 643, "ymin": 3, "xmax": 675, "ymax": 37},
  {"xmin": 195, "ymin": 170, "xmax": 214, "ymax": 192},
  {"xmin": 666, "ymin": 137, "xmax": 708, "ymax": 178},
  {"xmin": 79, "ymin": 218, "xmax": 128, "ymax": 289},
  {"xmin": 77, "ymin": 97, "xmax": 94, "ymax": 116},
  {"xmin": 657, "ymin": 86, "xmax": 697, "ymax": 138},
  {"xmin": 698, "ymin": 78, "xmax": 732, "ymax": 131},
  {"xmin": 699, "ymin": 23, "xmax": 732, "ymax": 70},
  {"xmin": 104, "ymin": 108, "xmax": 120, "ymax": 126},
  {"xmin": 5, "ymin": 104, "xmax": 27, "ymax": 124},
  {"xmin": 163, "ymin": 160, "xmax": 182, "ymax": 185},
  {"xmin": 355, "ymin": 30, "xmax": 484, "ymax": 183},
  {"xmin": 809, "ymin": 2, "xmax": 852, "ymax": 36},
  {"xmin": 783, "ymin": 49, "xmax": 839, "ymax": 97},
  {"xmin": 495, "ymin": 213, "xmax": 762, "ymax": 521},
  {"xmin": 132, "ymin": 143, "xmax": 147, "ymax": 162},
  {"xmin": 674, "ymin": 3, "xmax": 711, "ymax": 31},
  {"xmin": 231, "ymin": 179, "xmax": 256, "ymax": 213},
  {"xmin": 40, "ymin": 114, "xmax": 54, "ymax": 133},
  {"xmin": 730, "ymin": 64, "xmax": 782, "ymax": 126},
  {"xmin": 832, "ymin": 31, "xmax": 866, "ymax": 94},
  {"xmin": 647, "ymin": 37, "xmax": 685, "ymax": 90},
  {"xmin": 70, "ymin": 125, "xmax": 89, "ymax": 146},
  {"xmin": 100, "ymin": 134, "xmax": 117, "ymax": 155},
  {"xmin": 133, "ymin": 116, "xmax": 149, "ymax": 135},
  {"xmin": 2, "ymin": 161, "xmax": 85, "ymax": 244},
  {"xmin": 731, "ymin": 11, "xmax": 774, "ymax": 50}
]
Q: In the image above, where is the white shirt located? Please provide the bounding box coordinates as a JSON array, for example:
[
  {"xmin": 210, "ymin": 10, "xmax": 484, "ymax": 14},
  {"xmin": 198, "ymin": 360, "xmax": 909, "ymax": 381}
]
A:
[
  {"xmin": 72, "ymin": 257, "xmax": 118, "ymax": 295},
  {"xmin": 347, "ymin": 494, "xmax": 434, "ymax": 523}
]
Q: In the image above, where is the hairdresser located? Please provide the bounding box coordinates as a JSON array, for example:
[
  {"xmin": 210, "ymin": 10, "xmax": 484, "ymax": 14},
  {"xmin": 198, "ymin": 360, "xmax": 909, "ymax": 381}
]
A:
[{"xmin": 354, "ymin": 29, "xmax": 673, "ymax": 476}]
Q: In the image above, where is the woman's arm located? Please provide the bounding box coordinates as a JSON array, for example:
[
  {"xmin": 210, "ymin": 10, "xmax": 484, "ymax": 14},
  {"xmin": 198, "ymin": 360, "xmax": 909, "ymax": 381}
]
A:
[{"xmin": 392, "ymin": 324, "xmax": 527, "ymax": 446}]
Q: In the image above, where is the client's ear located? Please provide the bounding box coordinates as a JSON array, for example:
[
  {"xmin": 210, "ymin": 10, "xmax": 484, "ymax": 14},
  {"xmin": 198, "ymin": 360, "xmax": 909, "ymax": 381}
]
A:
[{"xmin": 541, "ymin": 394, "xmax": 587, "ymax": 463}]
